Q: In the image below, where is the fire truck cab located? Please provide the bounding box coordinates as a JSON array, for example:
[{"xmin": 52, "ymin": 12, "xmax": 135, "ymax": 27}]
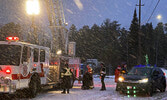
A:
[{"xmin": 0, "ymin": 37, "xmax": 58, "ymax": 98}]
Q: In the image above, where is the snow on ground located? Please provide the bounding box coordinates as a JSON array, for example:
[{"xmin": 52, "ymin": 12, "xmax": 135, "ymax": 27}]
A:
[{"xmin": 31, "ymin": 76, "xmax": 167, "ymax": 100}]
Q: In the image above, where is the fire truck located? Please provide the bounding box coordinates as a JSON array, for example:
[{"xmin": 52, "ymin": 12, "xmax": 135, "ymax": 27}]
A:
[{"xmin": 0, "ymin": 36, "xmax": 79, "ymax": 98}]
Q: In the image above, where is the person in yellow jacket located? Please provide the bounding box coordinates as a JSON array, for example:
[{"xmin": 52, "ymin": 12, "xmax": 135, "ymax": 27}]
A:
[{"xmin": 61, "ymin": 63, "xmax": 73, "ymax": 94}]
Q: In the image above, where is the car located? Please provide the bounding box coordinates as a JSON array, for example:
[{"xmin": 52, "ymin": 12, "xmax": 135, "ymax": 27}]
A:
[
  {"xmin": 160, "ymin": 68, "xmax": 167, "ymax": 84},
  {"xmin": 116, "ymin": 66, "xmax": 166, "ymax": 96},
  {"xmin": 160, "ymin": 68, "xmax": 167, "ymax": 77}
]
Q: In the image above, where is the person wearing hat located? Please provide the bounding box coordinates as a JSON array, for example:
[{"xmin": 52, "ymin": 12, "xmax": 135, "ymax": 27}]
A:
[
  {"xmin": 61, "ymin": 63, "xmax": 73, "ymax": 94},
  {"xmin": 87, "ymin": 64, "xmax": 94, "ymax": 89},
  {"xmin": 115, "ymin": 65, "xmax": 121, "ymax": 83},
  {"xmin": 121, "ymin": 64, "xmax": 128, "ymax": 74}
]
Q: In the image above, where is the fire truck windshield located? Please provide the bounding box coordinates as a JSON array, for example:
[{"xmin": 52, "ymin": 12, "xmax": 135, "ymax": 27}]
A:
[{"xmin": 0, "ymin": 45, "xmax": 21, "ymax": 66}]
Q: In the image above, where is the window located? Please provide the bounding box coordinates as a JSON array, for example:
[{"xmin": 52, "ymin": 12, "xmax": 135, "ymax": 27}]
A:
[
  {"xmin": 153, "ymin": 69, "xmax": 160, "ymax": 75},
  {"xmin": 0, "ymin": 45, "xmax": 21, "ymax": 66},
  {"xmin": 22, "ymin": 46, "xmax": 31, "ymax": 63},
  {"xmin": 157, "ymin": 68, "xmax": 164, "ymax": 75},
  {"xmin": 40, "ymin": 49, "xmax": 45, "ymax": 62},
  {"xmin": 34, "ymin": 48, "xmax": 39, "ymax": 62}
]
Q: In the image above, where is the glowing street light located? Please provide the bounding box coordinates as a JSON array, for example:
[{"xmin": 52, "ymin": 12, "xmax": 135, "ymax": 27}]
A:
[
  {"xmin": 26, "ymin": 0, "xmax": 40, "ymax": 15},
  {"xmin": 57, "ymin": 50, "xmax": 62, "ymax": 55},
  {"xmin": 26, "ymin": 0, "xmax": 40, "ymax": 44},
  {"xmin": 156, "ymin": 14, "xmax": 162, "ymax": 20}
]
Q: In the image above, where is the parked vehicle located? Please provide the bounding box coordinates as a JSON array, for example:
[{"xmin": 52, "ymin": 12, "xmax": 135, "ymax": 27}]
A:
[
  {"xmin": 116, "ymin": 66, "xmax": 166, "ymax": 96},
  {"xmin": 0, "ymin": 36, "xmax": 80, "ymax": 98}
]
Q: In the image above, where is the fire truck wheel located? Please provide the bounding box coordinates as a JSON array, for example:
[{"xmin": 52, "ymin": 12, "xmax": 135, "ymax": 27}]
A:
[
  {"xmin": 29, "ymin": 75, "xmax": 40, "ymax": 98},
  {"xmin": 36, "ymin": 76, "xmax": 41, "ymax": 92}
]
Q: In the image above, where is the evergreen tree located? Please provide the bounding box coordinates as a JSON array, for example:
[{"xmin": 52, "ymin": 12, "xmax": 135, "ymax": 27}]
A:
[
  {"xmin": 90, "ymin": 24, "xmax": 101, "ymax": 59},
  {"xmin": 76, "ymin": 25, "xmax": 91, "ymax": 62},
  {"xmin": 0, "ymin": 22, "xmax": 22, "ymax": 41},
  {"xmin": 119, "ymin": 27, "xmax": 128, "ymax": 63},
  {"xmin": 141, "ymin": 23, "xmax": 154, "ymax": 65},
  {"xmin": 154, "ymin": 22, "xmax": 166, "ymax": 66},
  {"xmin": 100, "ymin": 19, "xmax": 121, "ymax": 67},
  {"xmin": 128, "ymin": 8, "xmax": 139, "ymax": 67},
  {"xmin": 69, "ymin": 24, "xmax": 78, "ymax": 42}
]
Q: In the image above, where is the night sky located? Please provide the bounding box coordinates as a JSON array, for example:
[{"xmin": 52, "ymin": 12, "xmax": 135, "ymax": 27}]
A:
[
  {"xmin": 63, "ymin": 0, "xmax": 167, "ymax": 29},
  {"xmin": 0, "ymin": 0, "xmax": 166, "ymax": 30}
]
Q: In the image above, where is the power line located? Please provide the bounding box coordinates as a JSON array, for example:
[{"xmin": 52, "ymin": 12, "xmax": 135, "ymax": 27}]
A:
[
  {"xmin": 142, "ymin": 0, "xmax": 154, "ymax": 24},
  {"xmin": 146, "ymin": 0, "xmax": 161, "ymax": 23}
]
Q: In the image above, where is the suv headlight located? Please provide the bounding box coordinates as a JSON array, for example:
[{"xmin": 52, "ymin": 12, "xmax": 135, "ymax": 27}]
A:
[
  {"xmin": 139, "ymin": 78, "xmax": 148, "ymax": 83},
  {"xmin": 118, "ymin": 76, "xmax": 124, "ymax": 82}
]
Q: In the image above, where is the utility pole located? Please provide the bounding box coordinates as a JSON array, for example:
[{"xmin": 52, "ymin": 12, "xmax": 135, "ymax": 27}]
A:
[{"xmin": 136, "ymin": 0, "xmax": 144, "ymax": 64}]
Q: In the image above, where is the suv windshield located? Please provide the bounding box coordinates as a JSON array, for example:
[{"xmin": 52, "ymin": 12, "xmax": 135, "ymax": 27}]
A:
[
  {"xmin": 128, "ymin": 67, "xmax": 152, "ymax": 76},
  {"xmin": 0, "ymin": 44, "xmax": 21, "ymax": 66}
]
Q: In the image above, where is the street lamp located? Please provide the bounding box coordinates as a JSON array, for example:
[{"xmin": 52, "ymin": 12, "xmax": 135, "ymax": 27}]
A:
[
  {"xmin": 156, "ymin": 14, "xmax": 162, "ymax": 21},
  {"xmin": 26, "ymin": 0, "xmax": 40, "ymax": 44},
  {"xmin": 57, "ymin": 50, "xmax": 62, "ymax": 55},
  {"xmin": 26, "ymin": 0, "xmax": 40, "ymax": 15}
]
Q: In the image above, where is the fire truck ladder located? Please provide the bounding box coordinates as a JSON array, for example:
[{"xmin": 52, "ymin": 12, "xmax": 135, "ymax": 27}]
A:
[{"xmin": 44, "ymin": 0, "xmax": 68, "ymax": 54}]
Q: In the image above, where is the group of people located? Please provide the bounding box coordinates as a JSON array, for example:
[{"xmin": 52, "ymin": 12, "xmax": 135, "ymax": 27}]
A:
[
  {"xmin": 81, "ymin": 64, "xmax": 94, "ymax": 89},
  {"xmin": 61, "ymin": 62, "xmax": 128, "ymax": 94},
  {"xmin": 61, "ymin": 62, "xmax": 107, "ymax": 94},
  {"xmin": 114, "ymin": 64, "xmax": 128, "ymax": 83},
  {"xmin": 82, "ymin": 63, "xmax": 106, "ymax": 91}
]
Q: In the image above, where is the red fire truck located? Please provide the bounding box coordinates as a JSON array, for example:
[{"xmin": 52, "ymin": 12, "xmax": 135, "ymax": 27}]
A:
[{"xmin": 0, "ymin": 36, "xmax": 80, "ymax": 98}]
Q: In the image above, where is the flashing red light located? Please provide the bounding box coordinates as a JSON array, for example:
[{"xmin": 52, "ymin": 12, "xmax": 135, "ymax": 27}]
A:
[
  {"xmin": 164, "ymin": 73, "xmax": 166, "ymax": 76},
  {"xmin": 51, "ymin": 62, "xmax": 53, "ymax": 65},
  {"xmin": 5, "ymin": 68, "xmax": 11, "ymax": 74},
  {"xmin": 34, "ymin": 64, "xmax": 37, "ymax": 67},
  {"xmin": 54, "ymin": 62, "xmax": 58, "ymax": 65},
  {"xmin": 6, "ymin": 36, "xmax": 19, "ymax": 41}
]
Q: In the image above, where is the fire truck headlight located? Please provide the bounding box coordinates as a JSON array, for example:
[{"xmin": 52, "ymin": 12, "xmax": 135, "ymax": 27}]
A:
[
  {"xmin": 118, "ymin": 76, "xmax": 124, "ymax": 82},
  {"xmin": 4, "ymin": 77, "xmax": 11, "ymax": 84},
  {"xmin": 139, "ymin": 78, "xmax": 148, "ymax": 83}
]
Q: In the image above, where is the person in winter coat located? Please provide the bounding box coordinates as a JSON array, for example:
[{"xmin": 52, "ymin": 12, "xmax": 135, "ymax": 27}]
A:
[
  {"xmin": 81, "ymin": 71, "xmax": 91, "ymax": 90},
  {"xmin": 121, "ymin": 64, "xmax": 128, "ymax": 74},
  {"xmin": 115, "ymin": 65, "xmax": 121, "ymax": 83},
  {"xmin": 61, "ymin": 63, "xmax": 73, "ymax": 94},
  {"xmin": 87, "ymin": 64, "xmax": 94, "ymax": 89},
  {"xmin": 100, "ymin": 63, "xmax": 106, "ymax": 91}
]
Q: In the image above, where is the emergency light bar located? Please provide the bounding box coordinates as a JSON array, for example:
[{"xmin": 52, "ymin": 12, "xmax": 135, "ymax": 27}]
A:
[
  {"xmin": 5, "ymin": 69, "xmax": 11, "ymax": 74},
  {"xmin": 134, "ymin": 64, "xmax": 154, "ymax": 68},
  {"xmin": 6, "ymin": 36, "xmax": 19, "ymax": 41}
]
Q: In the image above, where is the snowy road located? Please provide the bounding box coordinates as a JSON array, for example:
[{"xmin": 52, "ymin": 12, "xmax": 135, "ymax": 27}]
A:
[{"xmin": 31, "ymin": 76, "xmax": 167, "ymax": 100}]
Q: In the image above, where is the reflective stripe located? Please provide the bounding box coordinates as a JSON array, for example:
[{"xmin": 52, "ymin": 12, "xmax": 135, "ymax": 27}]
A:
[
  {"xmin": 61, "ymin": 73, "xmax": 64, "ymax": 78},
  {"xmin": 64, "ymin": 68, "xmax": 72, "ymax": 76},
  {"xmin": 101, "ymin": 71, "xmax": 106, "ymax": 74},
  {"xmin": 12, "ymin": 72, "xmax": 45, "ymax": 80}
]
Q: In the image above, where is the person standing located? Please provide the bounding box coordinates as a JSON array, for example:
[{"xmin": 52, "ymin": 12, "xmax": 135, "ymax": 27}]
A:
[
  {"xmin": 100, "ymin": 63, "xmax": 106, "ymax": 91},
  {"xmin": 121, "ymin": 64, "xmax": 128, "ymax": 74},
  {"xmin": 81, "ymin": 71, "xmax": 90, "ymax": 90},
  {"xmin": 61, "ymin": 63, "xmax": 72, "ymax": 94},
  {"xmin": 115, "ymin": 65, "xmax": 121, "ymax": 83},
  {"xmin": 87, "ymin": 64, "xmax": 94, "ymax": 89}
]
